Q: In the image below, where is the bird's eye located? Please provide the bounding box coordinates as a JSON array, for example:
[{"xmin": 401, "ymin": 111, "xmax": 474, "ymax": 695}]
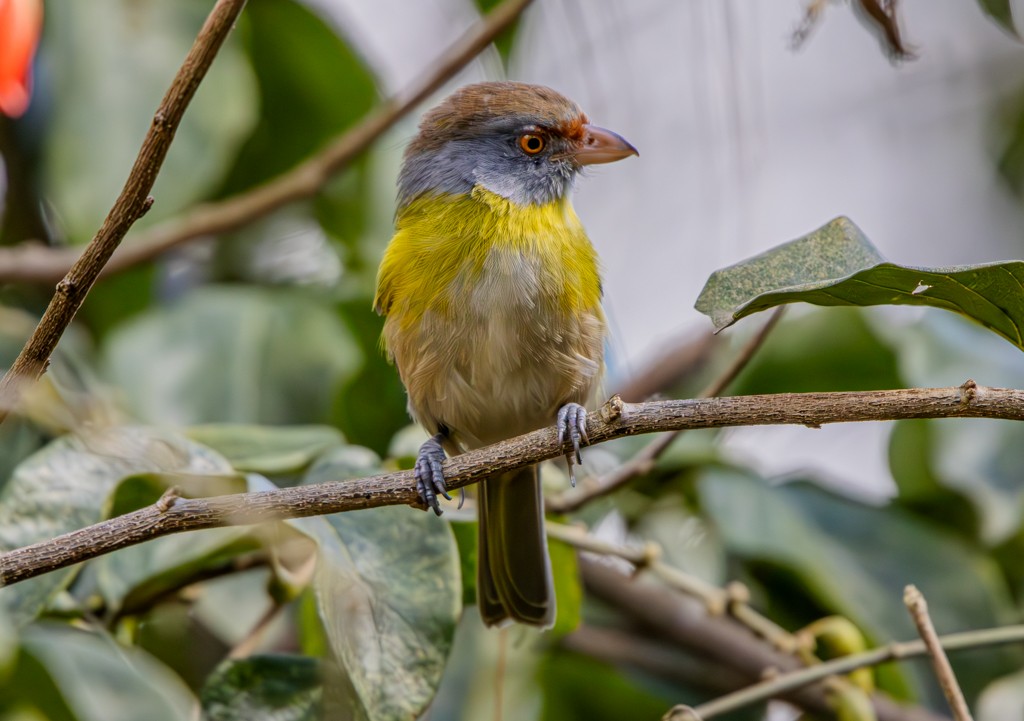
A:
[{"xmin": 518, "ymin": 133, "xmax": 545, "ymax": 155}]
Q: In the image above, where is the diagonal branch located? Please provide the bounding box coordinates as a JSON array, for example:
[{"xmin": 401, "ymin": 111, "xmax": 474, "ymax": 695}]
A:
[
  {"xmin": 1, "ymin": 381, "xmax": 1022, "ymax": 587},
  {"xmin": 0, "ymin": 0, "xmax": 535, "ymax": 285},
  {"xmin": 581, "ymin": 559, "xmax": 948, "ymax": 721},
  {"xmin": 0, "ymin": 0, "xmax": 248, "ymax": 424}
]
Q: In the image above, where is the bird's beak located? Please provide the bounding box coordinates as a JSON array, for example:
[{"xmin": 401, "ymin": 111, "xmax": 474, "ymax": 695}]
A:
[{"xmin": 574, "ymin": 125, "xmax": 639, "ymax": 165}]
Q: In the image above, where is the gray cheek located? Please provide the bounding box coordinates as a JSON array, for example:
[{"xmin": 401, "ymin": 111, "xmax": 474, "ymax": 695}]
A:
[{"xmin": 397, "ymin": 138, "xmax": 577, "ymax": 207}]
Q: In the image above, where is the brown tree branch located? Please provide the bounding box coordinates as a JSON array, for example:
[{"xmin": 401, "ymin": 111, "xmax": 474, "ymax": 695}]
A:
[
  {"xmin": 581, "ymin": 559, "xmax": 948, "ymax": 721},
  {"xmin": 0, "ymin": 0, "xmax": 248, "ymax": 424},
  {"xmin": 0, "ymin": 0, "xmax": 535, "ymax": 285},
  {"xmin": 661, "ymin": 623, "xmax": 1024, "ymax": 721},
  {"xmin": 1, "ymin": 380, "xmax": 1022, "ymax": 587},
  {"xmin": 904, "ymin": 585, "xmax": 974, "ymax": 721}
]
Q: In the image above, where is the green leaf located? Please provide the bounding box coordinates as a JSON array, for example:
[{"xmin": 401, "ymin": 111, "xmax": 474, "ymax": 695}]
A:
[
  {"xmin": 282, "ymin": 454, "xmax": 461, "ymax": 721},
  {"xmin": 0, "ymin": 426, "xmax": 232, "ymax": 625},
  {"xmin": 92, "ymin": 472, "xmax": 253, "ymax": 616},
  {"xmin": 696, "ymin": 216, "xmax": 1024, "ymax": 351},
  {"xmin": 102, "ymin": 286, "xmax": 362, "ymax": 426},
  {"xmin": 185, "ymin": 424, "xmax": 345, "ymax": 475},
  {"xmin": 201, "ymin": 655, "xmax": 321, "ymax": 721},
  {"xmin": 15, "ymin": 624, "xmax": 194, "ymax": 721},
  {"xmin": 40, "ymin": 0, "xmax": 256, "ymax": 242},
  {"xmin": 218, "ymin": 0, "xmax": 378, "ymax": 194},
  {"xmin": 977, "ymin": 0, "xmax": 1019, "ymax": 37},
  {"xmin": 699, "ymin": 469, "xmax": 1021, "ymax": 705},
  {"xmin": 540, "ymin": 650, "xmax": 675, "ymax": 721},
  {"xmin": 729, "ymin": 307, "xmax": 902, "ymax": 395},
  {"xmin": 548, "ymin": 538, "xmax": 582, "ymax": 636},
  {"xmin": 881, "ymin": 311, "xmax": 1024, "ymax": 542}
]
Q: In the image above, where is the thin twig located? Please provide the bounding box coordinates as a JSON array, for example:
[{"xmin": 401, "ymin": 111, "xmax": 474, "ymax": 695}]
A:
[
  {"xmin": 548, "ymin": 308, "xmax": 785, "ymax": 513},
  {"xmin": 904, "ymin": 585, "xmax": 974, "ymax": 721},
  {"xmin": 0, "ymin": 0, "xmax": 248, "ymax": 424},
  {"xmin": 664, "ymin": 623, "xmax": 1024, "ymax": 720},
  {"xmin": 545, "ymin": 521, "xmax": 729, "ymax": 613},
  {"xmin": 0, "ymin": 0, "xmax": 535, "ymax": 285},
  {"xmin": 582, "ymin": 559, "xmax": 948, "ymax": 721},
  {"xmin": 0, "ymin": 380, "xmax": 1020, "ymax": 588}
]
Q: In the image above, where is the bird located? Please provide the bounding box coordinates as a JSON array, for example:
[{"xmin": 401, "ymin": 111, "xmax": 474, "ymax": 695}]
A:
[{"xmin": 374, "ymin": 81, "xmax": 636, "ymax": 627}]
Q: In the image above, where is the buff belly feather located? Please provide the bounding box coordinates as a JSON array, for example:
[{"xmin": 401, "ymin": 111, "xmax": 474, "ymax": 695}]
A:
[{"xmin": 377, "ymin": 189, "xmax": 606, "ymax": 452}]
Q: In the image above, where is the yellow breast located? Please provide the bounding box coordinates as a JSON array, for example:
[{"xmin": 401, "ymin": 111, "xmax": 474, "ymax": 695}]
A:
[
  {"xmin": 374, "ymin": 187, "xmax": 606, "ymax": 446},
  {"xmin": 374, "ymin": 187, "xmax": 602, "ymax": 326}
]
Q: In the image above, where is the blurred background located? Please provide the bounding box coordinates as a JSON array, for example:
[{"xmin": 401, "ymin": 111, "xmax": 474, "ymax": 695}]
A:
[{"xmin": 3, "ymin": 1, "xmax": 1024, "ymax": 720}]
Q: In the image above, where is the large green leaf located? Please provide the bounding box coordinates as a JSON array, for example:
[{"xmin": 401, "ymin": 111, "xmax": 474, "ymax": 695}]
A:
[
  {"xmin": 281, "ymin": 450, "xmax": 461, "ymax": 721},
  {"xmin": 881, "ymin": 311, "xmax": 1024, "ymax": 543},
  {"xmin": 40, "ymin": 0, "xmax": 256, "ymax": 242},
  {"xmin": 201, "ymin": 655, "xmax": 321, "ymax": 721},
  {"xmin": 540, "ymin": 651, "xmax": 677, "ymax": 721},
  {"xmin": 729, "ymin": 307, "xmax": 902, "ymax": 395},
  {"xmin": 0, "ymin": 426, "xmax": 232, "ymax": 624},
  {"xmin": 102, "ymin": 286, "xmax": 362, "ymax": 426},
  {"xmin": 91, "ymin": 472, "xmax": 253, "ymax": 617},
  {"xmin": 699, "ymin": 469, "xmax": 1021, "ymax": 706},
  {"xmin": 185, "ymin": 424, "xmax": 345, "ymax": 475},
  {"xmin": 977, "ymin": 0, "xmax": 1019, "ymax": 37},
  {"xmin": 12, "ymin": 624, "xmax": 194, "ymax": 721},
  {"xmin": 696, "ymin": 216, "xmax": 1024, "ymax": 351}
]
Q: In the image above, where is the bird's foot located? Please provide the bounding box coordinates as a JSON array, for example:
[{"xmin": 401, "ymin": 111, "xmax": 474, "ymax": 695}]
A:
[
  {"xmin": 415, "ymin": 434, "xmax": 451, "ymax": 515},
  {"xmin": 556, "ymin": 402, "xmax": 590, "ymax": 487}
]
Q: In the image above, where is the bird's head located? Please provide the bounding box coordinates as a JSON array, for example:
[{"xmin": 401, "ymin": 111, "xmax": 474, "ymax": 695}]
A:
[{"xmin": 398, "ymin": 81, "xmax": 637, "ymax": 208}]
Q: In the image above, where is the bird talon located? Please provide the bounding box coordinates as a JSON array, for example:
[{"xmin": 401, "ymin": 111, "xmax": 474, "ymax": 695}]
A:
[
  {"xmin": 415, "ymin": 434, "xmax": 450, "ymax": 515},
  {"xmin": 557, "ymin": 403, "xmax": 589, "ymax": 486}
]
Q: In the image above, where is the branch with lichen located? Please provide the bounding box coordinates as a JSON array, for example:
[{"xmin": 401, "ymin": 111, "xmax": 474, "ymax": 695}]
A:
[{"xmin": 1, "ymin": 380, "xmax": 1022, "ymax": 587}]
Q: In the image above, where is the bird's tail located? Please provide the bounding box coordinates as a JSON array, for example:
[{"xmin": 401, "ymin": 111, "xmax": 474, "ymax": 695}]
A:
[{"xmin": 477, "ymin": 465, "xmax": 555, "ymax": 627}]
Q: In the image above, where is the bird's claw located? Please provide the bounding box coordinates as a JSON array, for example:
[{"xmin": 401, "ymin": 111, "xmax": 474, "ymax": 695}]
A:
[
  {"xmin": 556, "ymin": 403, "xmax": 589, "ymax": 487},
  {"xmin": 415, "ymin": 434, "xmax": 451, "ymax": 515}
]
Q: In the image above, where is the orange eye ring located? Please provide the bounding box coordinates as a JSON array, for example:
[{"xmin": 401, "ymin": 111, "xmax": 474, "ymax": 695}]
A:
[{"xmin": 519, "ymin": 133, "xmax": 545, "ymax": 155}]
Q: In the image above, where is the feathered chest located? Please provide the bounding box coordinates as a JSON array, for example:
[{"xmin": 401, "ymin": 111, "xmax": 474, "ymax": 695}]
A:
[{"xmin": 374, "ymin": 188, "xmax": 603, "ymax": 326}]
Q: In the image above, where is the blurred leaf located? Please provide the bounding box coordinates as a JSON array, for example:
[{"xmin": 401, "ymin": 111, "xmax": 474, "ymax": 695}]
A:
[
  {"xmin": 218, "ymin": 0, "xmax": 378, "ymax": 194},
  {"xmin": 977, "ymin": 668, "xmax": 1024, "ymax": 721},
  {"xmin": 102, "ymin": 286, "xmax": 362, "ymax": 426},
  {"xmin": 76, "ymin": 265, "xmax": 157, "ymax": 343},
  {"xmin": 14, "ymin": 624, "xmax": 194, "ymax": 721},
  {"xmin": 289, "ymin": 453, "xmax": 460, "ymax": 721},
  {"xmin": 450, "ymin": 521, "xmax": 478, "ymax": 609},
  {"xmin": 201, "ymin": 655, "xmax": 321, "ymax": 721},
  {"xmin": 699, "ymin": 468, "xmax": 1020, "ymax": 705},
  {"xmin": 302, "ymin": 444, "xmax": 384, "ymax": 486},
  {"xmin": 186, "ymin": 424, "xmax": 345, "ymax": 475},
  {"xmin": 333, "ymin": 299, "xmax": 409, "ymax": 457},
  {"xmin": 977, "ymin": 0, "xmax": 1019, "ymax": 37},
  {"xmin": 539, "ymin": 650, "xmax": 674, "ymax": 721},
  {"xmin": 696, "ymin": 216, "xmax": 1024, "ymax": 352},
  {"xmin": 635, "ymin": 504, "xmax": 728, "ymax": 588},
  {"xmin": 730, "ymin": 307, "xmax": 902, "ymax": 395},
  {"xmin": 0, "ymin": 426, "xmax": 232, "ymax": 625},
  {"xmin": 880, "ymin": 311, "xmax": 1024, "ymax": 543},
  {"xmin": 549, "ymin": 538, "xmax": 581, "ymax": 637},
  {"xmin": 888, "ymin": 420, "xmax": 978, "ymax": 539},
  {"xmin": 92, "ymin": 472, "xmax": 253, "ymax": 617},
  {"xmin": 41, "ymin": 0, "xmax": 256, "ymax": 242}
]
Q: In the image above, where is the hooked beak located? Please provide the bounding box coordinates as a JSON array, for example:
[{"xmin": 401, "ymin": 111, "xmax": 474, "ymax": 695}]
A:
[{"xmin": 573, "ymin": 124, "xmax": 638, "ymax": 165}]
